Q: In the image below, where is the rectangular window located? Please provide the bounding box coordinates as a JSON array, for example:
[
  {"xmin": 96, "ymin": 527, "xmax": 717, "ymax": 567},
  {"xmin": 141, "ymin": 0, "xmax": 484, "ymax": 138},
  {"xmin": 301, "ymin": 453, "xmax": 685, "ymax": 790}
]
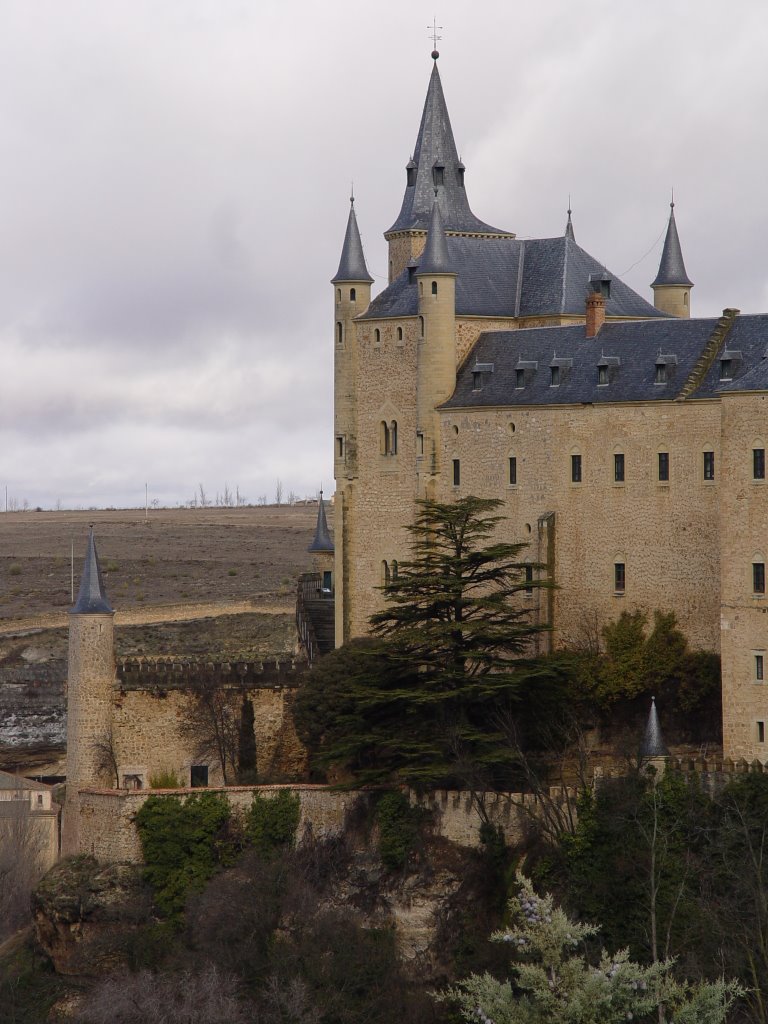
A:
[
  {"xmin": 336, "ymin": 436, "xmax": 344, "ymax": 459},
  {"xmin": 524, "ymin": 565, "xmax": 534, "ymax": 596},
  {"xmin": 571, "ymin": 454, "xmax": 582, "ymax": 483},
  {"xmin": 754, "ymin": 448, "xmax": 766, "ymax": 480},
  {"xmin": 598, "ymin": 365, "xmax": 608, "ymax": 386},
  {"xmin": 190, "ymin": 765, "xmax": 209, "ymax": 788},
  {"xmin": 754, "ymin": 562, "xmax": 766, "ymax": 594},
  {"xmin": 756, "ymin": 654, "xmax": 764, "ymax": 681},
  {"xmin": 453, "ymin": 459, "xmax": 460, "ymax": 487},
  {"xmin": 472, "ymin": 371, "xmax": 482, "ymax": 391},
  {"xmin": 759, "ymin": 721, "xmax": 765, "ymax": 744},
  {"xmin": 614, "ymin": 562, "xmax": 626, "ymax": 593},
  {"xmin": 703, "ymin": 451, "xmax": 715, "ymax": 481},
  {"xmin": 720, "ymin": 359, "xmax": 732, "ymax": 380},
  {"xmin": 416, "ymin": 432, "xmax": 424, "ymax": 456},
  {"xmin": 655, "ymin": 363, "xmax": 667, "ymax": 384},
  {"xmin": 658, "ymin": 452, "xmax": 669, "ymax": 482},
  {"xmin": 614, "ymin": 453, "xmax": 625, "ymax": 483},
  {"xmin": 550, "ymin": 366, "xmax": 560, "ymax": 387},
  {"xmin": 515, "ymin": 368, "xmax": 525, "ymax": 389},
  {"xmin": 508, "ymin": 457, "xmax": 517, "ymax": 485}
]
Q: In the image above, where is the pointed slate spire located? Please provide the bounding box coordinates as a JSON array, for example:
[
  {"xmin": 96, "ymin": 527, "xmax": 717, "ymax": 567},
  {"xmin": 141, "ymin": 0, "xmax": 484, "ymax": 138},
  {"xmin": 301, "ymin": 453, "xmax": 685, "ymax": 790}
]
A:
[
  {"xmin": 639, "ymin": 697, "xmax": 670, "ymax": 759},
  {"xmin": 71, "ymin": 528, "xmax": 113, "ymax": 614},
  {"xmin": 652, "ymin": 200, "xmax": 693, "ymax": 287},
  {"xmin": 417, "ymin": 199, "xmax": 454, "ymax": 275},
  {"xmin": 387, "ymin": 59, "xmax": 508, "ymax": 236},
  {"xmin": 331, "ymin": 197, "xmax": 373, "ymax": 284},
  {"xmin": 565, "ymin": 203, "xmax": 575, "ymax": 242},
  {"xmin": 308, "ymin": 492, "xmax": 334, "ymax": 553}
]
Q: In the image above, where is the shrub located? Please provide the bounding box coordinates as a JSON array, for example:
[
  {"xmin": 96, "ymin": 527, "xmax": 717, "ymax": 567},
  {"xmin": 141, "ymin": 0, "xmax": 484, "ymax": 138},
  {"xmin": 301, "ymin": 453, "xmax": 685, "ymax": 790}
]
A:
[
  {"xmin": 135, "ymin": 793, "xmax": 236, "ymax": 917},
  {"xmin": 375, "ymin": 790, "xmax": 424, "ymax": 871},
  {"xmin": 245, "ymin": 790, "xmax": 301, "ymax": 858},
  {"xmin": 8, "ymin": 563, "xmax": 21, "ymax": 576},
  {"xmin": 228, "ymin": 568, "xmax": 238, "ymax": 576},
  {"xmin": 149, "ymin": 769, "xmax": 182, "ymax": 790}
]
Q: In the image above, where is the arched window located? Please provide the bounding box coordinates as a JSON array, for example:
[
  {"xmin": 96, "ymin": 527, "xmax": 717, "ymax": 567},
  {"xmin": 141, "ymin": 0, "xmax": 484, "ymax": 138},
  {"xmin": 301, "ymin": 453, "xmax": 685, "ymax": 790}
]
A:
[
  {"xmin": 336, "ymin": 322, "xmax": 343, "ymax": 346},
  {"xmin": 419, "ymin": 281, "xmax": 424, "ymax": 297},
  {"xmin": 391, "ymin": 560, "xmax": 398, "ymax": 580},
  {"xmin": 390, "ymin": 420, "xmax": 398, "ymax": 455},
  {"xmin": 431, "ymin": 280, "xmax": 438, "ymax": 295},
  {"xmin": 350, "ymin": 287, "xmax": 356, "ymax": 301},
  {"xmin": 419, "ymin": 316, "xmax": 424, "ymax": 336},
  {"xmin": 374, "ymin": 328, "xmax": 381, "ymax": 346},
  {"xmin": 336, "ymin": 288, "xmax": 341, "ymax": 303},
  {"xmin": 382, "ymin": 560, "xmax": 391, "ymax": 586},
  {"xmin": 380, "ymin": 421, "xmax": 390, "ymax": 455},
  {"xmin": 397, "ymin": 326, "xmax": 403, "ymax": 342}
]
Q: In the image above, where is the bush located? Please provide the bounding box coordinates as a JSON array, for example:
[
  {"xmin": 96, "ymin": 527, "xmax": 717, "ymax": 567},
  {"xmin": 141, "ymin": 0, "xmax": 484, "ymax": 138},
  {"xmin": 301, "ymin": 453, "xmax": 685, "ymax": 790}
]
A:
[
  {"xmin": 8, "ymin": 563, "xmax": 21, "ymax": 576},
  {"xmin": 245, "ymin": 790, "xmax": 300, "ymax": 858},
  {"xmin": 149, "ymin": 769, "xmax": 182, "ymax": 789},
  {"xmin": 135, "ymin": 793, "xmax": 236, "ymax": 917},
  {"xmin": 375, "ymin": 790, "xmax": 424, "ymax": 871}
]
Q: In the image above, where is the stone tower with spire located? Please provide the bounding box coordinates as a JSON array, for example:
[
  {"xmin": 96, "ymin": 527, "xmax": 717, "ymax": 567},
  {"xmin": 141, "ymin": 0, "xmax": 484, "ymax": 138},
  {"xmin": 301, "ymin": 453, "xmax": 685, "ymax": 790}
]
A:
[
  {"xmin": 652, "ymin": 200, "xmax": 693, "ymax": 318},
  {"xmin": 62, "ymin": 528, "xmax": 116, "ymax": 856}
]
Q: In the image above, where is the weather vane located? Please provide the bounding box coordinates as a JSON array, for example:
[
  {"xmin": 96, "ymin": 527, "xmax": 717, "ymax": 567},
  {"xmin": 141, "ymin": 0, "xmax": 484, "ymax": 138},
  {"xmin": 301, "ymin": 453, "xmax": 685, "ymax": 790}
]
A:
[{"xmin": 428, "ymin": 17, "xmax": 443, "ymax": 58}]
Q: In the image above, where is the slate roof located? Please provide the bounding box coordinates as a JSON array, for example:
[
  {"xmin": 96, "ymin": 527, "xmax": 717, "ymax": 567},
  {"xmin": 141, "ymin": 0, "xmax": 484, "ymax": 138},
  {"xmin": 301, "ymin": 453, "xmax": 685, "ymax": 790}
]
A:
[
  {"xmin": 72, "ymin": 528, "xmax": 113, "ymax": 615},
  {"xmin": 308, "ymin": 494, "xmax": 334, "ymax": 553},
  {"xmin": 361, "ymin": 235, "xmax": 664, "ymax": 321},
  {"xmin": 639, "ymin": 698, "xmax": 670, "ymax": 759},
  {"xmin": 652, "ymin": 204, "xmax": 693, "ymax": 288},
  {"xmin": 386, "ymin": 60, "xmax": 509, "ymax": 237},
  {"xmin": 0, "ymin": 769, "xmax": 52, "ymax": 792},
  {"xmin": 332, "ymin": 201, "xmax": 374, "ymax": 284},
  {"xmin": 444, "ymin": 312, "xmax": 768, "ymax": 409}
]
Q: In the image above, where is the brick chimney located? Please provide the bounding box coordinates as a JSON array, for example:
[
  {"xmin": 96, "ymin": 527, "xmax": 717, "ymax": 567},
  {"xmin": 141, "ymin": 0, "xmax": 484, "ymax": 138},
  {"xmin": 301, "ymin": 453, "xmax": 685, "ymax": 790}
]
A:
[
  {"xmin": 585, "ymin": 272, "xmax": 611, "ymax": 338},
  {"xmin": 585, "ymin": 291, "xmax": 606, "ymax": 338}
]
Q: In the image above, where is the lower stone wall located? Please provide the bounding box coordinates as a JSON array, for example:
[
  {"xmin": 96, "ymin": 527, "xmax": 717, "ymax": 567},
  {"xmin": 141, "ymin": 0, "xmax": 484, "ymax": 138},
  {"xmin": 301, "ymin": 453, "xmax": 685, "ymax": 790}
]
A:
[{"xmin": 77, "ymin": 784, "xmax": 569, "ymax": 864}]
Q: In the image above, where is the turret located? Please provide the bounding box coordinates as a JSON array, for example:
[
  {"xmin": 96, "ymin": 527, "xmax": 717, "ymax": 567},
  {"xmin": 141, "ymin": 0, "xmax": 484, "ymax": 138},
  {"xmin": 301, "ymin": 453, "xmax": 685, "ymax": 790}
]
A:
[
  {"xmin": 639, "ymin": 696, "xmax": 670, "ymax": 777},
  {"xmin": 308, "ymin": 490, "xmax": 334, "ymax": 594},
  {"xmin": 652, "ymin": 200, "xmax": 693, "ymax": 318},
  {"xmin": 332, "ymin": 196, "xmax": 372, "ymax": 485},
  {"xmin": 385, "ymin": 52, "xmax": 510, "ymax": 282},
  {"xmin": 416, "ymin": 199, "xmax": 457, "ymax": 497},
  {"xmin": 62, "ymin": 527, "xmax": 116, "ymax": 855}
]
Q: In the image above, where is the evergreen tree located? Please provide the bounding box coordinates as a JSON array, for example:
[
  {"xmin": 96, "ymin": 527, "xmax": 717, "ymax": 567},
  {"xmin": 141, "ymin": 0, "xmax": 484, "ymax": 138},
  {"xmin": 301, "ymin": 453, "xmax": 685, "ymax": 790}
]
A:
[
  {"xmin": 440, "ymin": 873, "xmax": 742, "ymax": 1024},
  {"xmin": 294, "ymin": 496, "xmax": 548, "ymax": 787}
]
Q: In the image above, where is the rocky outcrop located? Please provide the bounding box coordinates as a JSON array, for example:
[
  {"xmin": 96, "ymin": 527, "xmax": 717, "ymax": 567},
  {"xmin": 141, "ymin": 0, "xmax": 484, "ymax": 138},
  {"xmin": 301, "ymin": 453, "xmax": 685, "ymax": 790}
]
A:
[{"xmin": 32, "ymin": 856, "xmax": 151, "ymax": 975}]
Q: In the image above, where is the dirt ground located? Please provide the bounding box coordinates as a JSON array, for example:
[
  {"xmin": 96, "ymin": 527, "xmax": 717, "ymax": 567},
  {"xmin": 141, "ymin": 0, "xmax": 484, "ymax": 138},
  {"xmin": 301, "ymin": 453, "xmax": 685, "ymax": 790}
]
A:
[{"xmin": 0, "ymin": 505, "xmax": 330, "ymax": 621}]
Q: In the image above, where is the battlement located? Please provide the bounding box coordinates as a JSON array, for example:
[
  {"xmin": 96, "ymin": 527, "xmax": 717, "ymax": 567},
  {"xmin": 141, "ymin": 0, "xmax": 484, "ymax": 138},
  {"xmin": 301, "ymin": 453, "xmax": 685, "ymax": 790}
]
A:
[{"xmin": 115, "ymin": 655, "xmax": 307, "ymax": 692}]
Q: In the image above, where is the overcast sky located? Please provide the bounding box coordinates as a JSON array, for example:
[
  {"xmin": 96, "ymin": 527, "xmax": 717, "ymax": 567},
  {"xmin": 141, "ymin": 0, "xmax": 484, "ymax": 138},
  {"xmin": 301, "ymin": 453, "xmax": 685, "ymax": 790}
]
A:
[{"xmin": 1, "ymin": 0, "xmax": 767, "ymax": 509}]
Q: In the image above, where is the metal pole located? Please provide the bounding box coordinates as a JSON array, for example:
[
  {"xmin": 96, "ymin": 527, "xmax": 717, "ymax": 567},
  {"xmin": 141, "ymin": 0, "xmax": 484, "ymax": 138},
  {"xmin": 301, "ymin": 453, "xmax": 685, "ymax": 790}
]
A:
[{"xmin": 70, "ymin": 540, "xmax": 74, "ymax": 602}]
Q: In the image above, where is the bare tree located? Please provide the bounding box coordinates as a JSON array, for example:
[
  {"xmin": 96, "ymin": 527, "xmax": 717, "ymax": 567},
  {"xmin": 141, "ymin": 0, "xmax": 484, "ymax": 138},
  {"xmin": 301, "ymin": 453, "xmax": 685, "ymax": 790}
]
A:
[
  {"xmin": 180, "ymin": 680, "xmax": 242, "ymax": 785},
  {"xmin": 223, "ymin": 482, "xmax": 233, "ymax": 507},
  {"xmin": 235, "ymin": 486, "xmax": 246, "ymax": 507},
  {"xmin": 198, "ymin": 483, "xmax": 209, "ymax": 508},
  {"xmin": 258, "ymin": 494, "xmax": 267, "ymax": 506},
  {"xmin": 92, "ymin": 728, "xmax": 120, "ymax": 788},
  {"xmin": 275, "ymin": 479, "xmax": 284, "ymax": 505},
  {"xmin": 0, "ymin": 779, "xmax": 48, "ymax": 941}
]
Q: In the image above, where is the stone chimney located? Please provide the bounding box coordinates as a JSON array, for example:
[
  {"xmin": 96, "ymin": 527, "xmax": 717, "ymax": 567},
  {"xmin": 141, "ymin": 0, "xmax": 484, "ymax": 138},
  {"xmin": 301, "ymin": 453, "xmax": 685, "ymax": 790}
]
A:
[{"xmin": 585, "ymin": 273, "xmax": 610, "ymax": 338}]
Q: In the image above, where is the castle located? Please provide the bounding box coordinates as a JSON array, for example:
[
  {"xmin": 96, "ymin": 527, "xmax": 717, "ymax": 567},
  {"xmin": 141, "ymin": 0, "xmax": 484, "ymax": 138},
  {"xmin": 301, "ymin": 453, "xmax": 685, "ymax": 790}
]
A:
[{"xmin": 331, "ymin": 52, "xmax": 768, "ymax": 762}]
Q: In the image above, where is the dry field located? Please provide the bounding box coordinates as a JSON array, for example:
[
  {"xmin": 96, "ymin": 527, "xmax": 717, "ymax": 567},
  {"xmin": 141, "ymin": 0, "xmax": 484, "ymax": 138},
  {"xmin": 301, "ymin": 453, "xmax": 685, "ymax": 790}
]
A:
[{"xmin": 0, "ymin": 504, "xmax": 330, "ymax": 625}]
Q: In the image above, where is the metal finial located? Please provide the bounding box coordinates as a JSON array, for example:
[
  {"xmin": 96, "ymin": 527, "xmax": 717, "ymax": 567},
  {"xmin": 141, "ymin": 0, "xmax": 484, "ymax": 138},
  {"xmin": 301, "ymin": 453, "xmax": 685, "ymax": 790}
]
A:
[
  {"xmin": 428, "ymin": 16, "xmax": 443, "ymax": 58},
  {"xmin": 350, "ymin": 182, "xmax": 355, "ymax": 207},
  {"xmin": 670, "ymin": 187, "xmax": 674, "ymax": 211},
  {"xmin": 567, "ymin": 193, "xmax": 572, "ymax": 217}
]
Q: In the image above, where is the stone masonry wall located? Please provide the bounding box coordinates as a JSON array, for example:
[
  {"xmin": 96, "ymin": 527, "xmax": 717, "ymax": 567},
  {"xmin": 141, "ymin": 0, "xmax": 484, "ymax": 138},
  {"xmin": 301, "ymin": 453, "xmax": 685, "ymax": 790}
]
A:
[{"xmin": 719, "ymin": 392, "xmax": 768, "ymax": 759}]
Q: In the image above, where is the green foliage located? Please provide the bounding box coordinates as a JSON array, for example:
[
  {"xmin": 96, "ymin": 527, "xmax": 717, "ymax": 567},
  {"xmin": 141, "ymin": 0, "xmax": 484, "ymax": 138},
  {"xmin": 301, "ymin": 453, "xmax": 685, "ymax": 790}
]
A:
[
  {"xmin": 375, "ymin": 790, "xmax": 424, "ymax": 870},
  {"xmin": 135, "ymin": 793, "xmax": 236, "ymax": 917},
  {"xmin": 245, "ymin": 790, "xmax": 300, "ymax": 858},
  {"xmin": 439, "ymin": 873, "xmax": 742, "ymax": 1024},
  {"xmin": 0, "ymin": 938, "xmax": 68, "ymax": 1024},
  {"xmin": 8, "ymin": 562, "xmax": 21, "ymax": 576},
  {"xmin": 295, "ymin": 496, "xmax": 550, "ymax": 788},
  {"xmin": 148, "ymin": 768, "xmax": 182, "ymax": 789}
]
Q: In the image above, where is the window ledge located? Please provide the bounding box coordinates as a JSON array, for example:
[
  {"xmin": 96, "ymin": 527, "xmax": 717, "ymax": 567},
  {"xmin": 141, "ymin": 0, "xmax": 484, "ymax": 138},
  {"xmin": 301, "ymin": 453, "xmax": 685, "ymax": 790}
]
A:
[{"xmin": 613, "ymin": 591, "xmax": 625, "ymax": 598}]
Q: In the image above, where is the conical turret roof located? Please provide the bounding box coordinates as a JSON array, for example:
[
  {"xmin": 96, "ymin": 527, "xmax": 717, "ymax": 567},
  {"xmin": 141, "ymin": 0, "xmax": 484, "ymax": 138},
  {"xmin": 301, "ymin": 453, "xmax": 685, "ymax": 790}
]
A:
[
  {"xmin": 417, "ymin": 200, "xmax": 454, "ymax": 275},
  {"xmin": 71, "ymin": 528, "xmax": 113, "ymax": 614},
  {"xmin": 332, "ymin": 199, "xmax": 373, "ymax": 284},
  {"xmin": 565, "ymin": 206, "xmax": 575, "ymax": 242},
  {"xmin": 308, "ymin": 492, "xmax": 334, "ymax": 553},
  {"xmin": 652, "ymin": 202, "xmax": 693, "ymax": 288},
  {"xmin": 639, "ymin": 697, "xmax": 670, "ymax": 759},
  {"xmin": 387, "ymin": 58, "xmax": 509, "ymax": 237}
]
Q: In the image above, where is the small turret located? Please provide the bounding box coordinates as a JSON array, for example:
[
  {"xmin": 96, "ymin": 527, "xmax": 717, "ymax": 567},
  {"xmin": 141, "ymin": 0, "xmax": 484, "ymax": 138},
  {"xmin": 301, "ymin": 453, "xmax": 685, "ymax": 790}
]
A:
[
  {"xmin": 62, "ymin": 528, "xmax": 117, "ymax": 855},
  {"xmin": 308, "ymin": 491, "xmax": 334, "ymax": 596},
  {"xmin": 416, "ymin": 200, "xmax": 457, "ymax": 496},
  {"xmin": 652, "ymin": 199, "xmax": 693, "ymax": 318},
  {"xmin": 332, "ymin": 196, "xmax": 374, "ymax": 286},
  {"xmin": 639, "ymin": 696, "xmax": 670, "ymax": 776}
]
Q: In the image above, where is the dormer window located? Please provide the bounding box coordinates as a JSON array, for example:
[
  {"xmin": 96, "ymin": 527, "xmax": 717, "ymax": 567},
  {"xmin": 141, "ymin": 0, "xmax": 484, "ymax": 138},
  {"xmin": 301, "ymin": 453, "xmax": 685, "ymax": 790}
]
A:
[
  {"xmin": 654, "ymin": 354, "xmax": 677, "ymax": 385},
  {"xmin": 515, "ymin": 368, "xmax": 525, "ymax": 389},
  {"xmin": 432, "ymin": 164, "xmax": 445, "ymax": 187},
  {"xmin": 550, "ymin": 366, "xmax": 560, "ymax": 387},
  {"xmin": 655, "ymin": 362, "xmax": 667, "ymax": 384},
  {"xmin": 720, "ymin": 358, "xmax": 732, "ymax": 380},
  {"xmin": 406, "ymin": 160, "xmax": 417, "ymax": 187},
  {"xmin": 597, "ymin": 355, "xmax": 620, "ymax": 386},
  {"xmin": 457, "ymin": 162, "xmax": 465, "ymax": 187},
  {"xmin": 598, "ymin": 365, "xmax": 608, "ymax": 386},
  {"xmin": 549, "ymin": 356, "xmax": 572, "ymax": 388},
  {"xmin": 472, "ymin": 372, "xmax": 481, "ymax": 391}
]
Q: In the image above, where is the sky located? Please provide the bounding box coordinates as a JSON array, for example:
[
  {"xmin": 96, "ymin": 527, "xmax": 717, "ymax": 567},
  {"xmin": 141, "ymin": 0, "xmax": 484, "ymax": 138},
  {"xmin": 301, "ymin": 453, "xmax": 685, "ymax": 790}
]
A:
[{"xmin": 1, "ymin": 0, "xmax": 768, "ymax": 510}]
